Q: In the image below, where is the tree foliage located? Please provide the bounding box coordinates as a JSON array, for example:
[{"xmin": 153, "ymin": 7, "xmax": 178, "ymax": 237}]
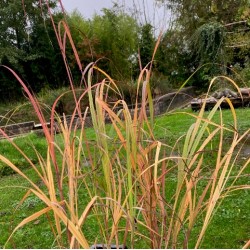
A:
[
  {"xmin": 0, "ymin": 0, "xmax": 66, "ymax": 101},
  {"xmin": 138, "ymin": 23, "xmax": 155, "ymax": 69},
  {"xmin": 161, "ymin": 0, "xmax": 249, "ymax": 32},
  {"xmin": 191, "ymin": 22, "xmax": 225, "ymax": 64},
  {"xmin": 157, "ymin": 0, "xmax": 250, "ymax": 88},
  {"xmin": 67, "ymin": 7, "xmax": 139, "ymax": 82},
  {"xmin": 2, "ymin": 0, "xmax": 250, "ymax": 100},
  {"xmin": 155, "ymin": 29, "xmax": 195, "ymax": 87}
]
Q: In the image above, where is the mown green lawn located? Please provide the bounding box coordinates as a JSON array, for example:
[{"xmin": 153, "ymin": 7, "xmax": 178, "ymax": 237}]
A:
[{"xmin": 0, "ymin": 107, "xmax": 249, "ymax": 248}]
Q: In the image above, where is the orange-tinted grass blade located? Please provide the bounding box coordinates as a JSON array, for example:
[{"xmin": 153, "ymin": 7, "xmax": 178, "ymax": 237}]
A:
[
  {"xmin": 5, "ymin": 206, "xmax": 53, "ymax": 248},
  {"xmin": 13, "ymin": 189, "xmax": 32, "ymax": 213},
  {"xmin": 243, "ymin": 239, "xmax": 250, "ymax": 249}
]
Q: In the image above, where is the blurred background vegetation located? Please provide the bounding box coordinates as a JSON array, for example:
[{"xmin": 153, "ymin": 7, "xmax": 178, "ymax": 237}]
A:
[{"xmin": 1, "ymin": 0, "xmax": 250, "ymax": 103}]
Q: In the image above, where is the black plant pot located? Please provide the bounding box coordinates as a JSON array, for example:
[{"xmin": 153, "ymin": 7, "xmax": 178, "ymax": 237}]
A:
[{"xmin": 90, "ymin": 244, "xmax": 127, "ymax": 249}]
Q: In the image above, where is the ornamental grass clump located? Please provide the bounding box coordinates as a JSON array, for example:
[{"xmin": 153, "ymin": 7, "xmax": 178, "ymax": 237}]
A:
[{"xmin": 0, "ymin": 1, "xmax": 250, "ymax": 248}]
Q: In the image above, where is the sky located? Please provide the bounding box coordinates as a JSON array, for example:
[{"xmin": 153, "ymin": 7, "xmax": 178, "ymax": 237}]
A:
[
  {"xmin": 61, "ymin": 0, "xmax": 114, "ymax": 18},
  {"xmin": 60, "ymin": 0, "xmax": 171, "ymax": 34}
]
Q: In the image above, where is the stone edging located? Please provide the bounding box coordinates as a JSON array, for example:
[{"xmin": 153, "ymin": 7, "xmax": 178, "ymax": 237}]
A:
[{"xmin": 0, "ymin": 87, "xmax": 197, "ymax": 139}]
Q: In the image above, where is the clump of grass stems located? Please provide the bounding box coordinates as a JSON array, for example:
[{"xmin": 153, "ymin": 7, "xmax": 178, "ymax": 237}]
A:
[{"xmin": 0, "ymin": 1, "xmax": 250, "ymax": 248}]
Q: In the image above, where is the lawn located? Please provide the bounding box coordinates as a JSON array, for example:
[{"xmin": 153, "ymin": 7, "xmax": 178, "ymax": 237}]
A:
[{"xmin": 0, "ymin": 107, "xmax": 249, "ymax": 248}]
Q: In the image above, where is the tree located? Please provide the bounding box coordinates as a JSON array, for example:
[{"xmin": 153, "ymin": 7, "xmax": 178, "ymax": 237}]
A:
[
  {"xmin": 138, "ymin": 23, "xmax": 155, "ymax": 69},
  {"xmin": 159, "ymin": 0, "xmax": 249, "ymax": 34},
  {"xmin": 67, "ymin": 7, "xmax": 140, "ymax": 82},
  {"xmin": 0, "ymin": 0, "xmax": 66, "ymax": 101},
  {"xmin": 156, "ymin": 0, "xmax": 250, "ymax": 88},
  {"xmin": 155, "ymin": 29, "xmax": 195, "ymax": 87}
]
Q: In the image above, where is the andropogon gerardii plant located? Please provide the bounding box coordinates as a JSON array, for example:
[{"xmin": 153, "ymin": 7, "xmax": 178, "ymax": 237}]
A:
[{"xmin": 0, "ymin": 1, "xmax": 250, "ymax": 249}]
